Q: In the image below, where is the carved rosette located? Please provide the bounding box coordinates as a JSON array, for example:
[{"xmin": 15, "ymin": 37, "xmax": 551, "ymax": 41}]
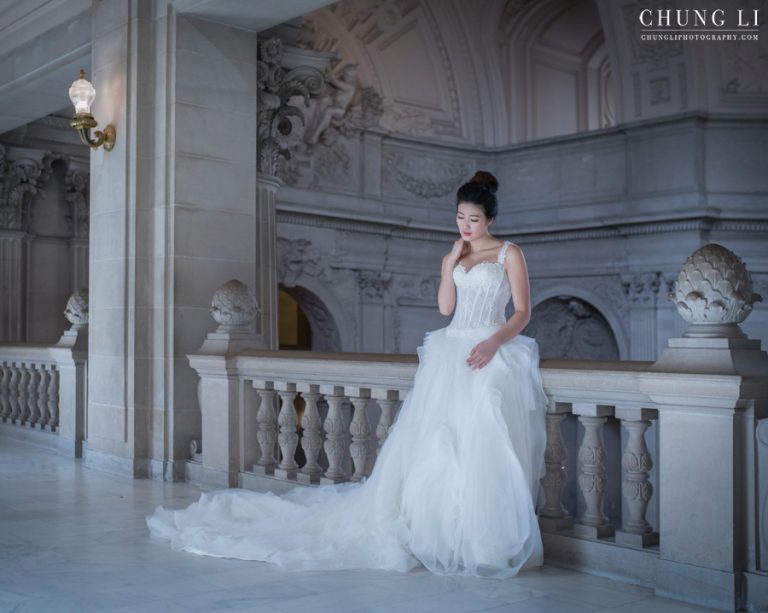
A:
[
  {"xmin": 670, "ymin": 243, "xmax": 763, "ymax": 325},
  {"xmin": 210, "ymin": 280, "xmax": 259, "ymax": 332},
  {"xmin": 64, "ymin": 288, "xmax": 89, "ymax": 328}
]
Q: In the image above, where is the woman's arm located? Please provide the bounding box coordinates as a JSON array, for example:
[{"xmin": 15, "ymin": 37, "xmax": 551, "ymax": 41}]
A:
[
  {"xmin": 437, "ymin": 254, "xmax": 458, "ymax": 315},
  {"xmin": 489, "ymin": 244, "xmax": 531, "ymax": 345},
  {"xmin": 437, "ymin": 239, "xmax": 467, "ymax": 316},
  {"xmin": 466, "ymin": 244, "xmax": 531, "ymax": 369}
]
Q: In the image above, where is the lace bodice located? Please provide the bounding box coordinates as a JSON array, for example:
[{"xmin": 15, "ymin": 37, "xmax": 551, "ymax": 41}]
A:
[{"xmin": 448, "ymin": 241, "xmax": 512, "ymax": 330}]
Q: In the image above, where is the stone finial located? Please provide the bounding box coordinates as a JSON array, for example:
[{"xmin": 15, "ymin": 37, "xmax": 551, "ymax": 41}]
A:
[
  {"xmin": 669, "ymin": 243, "xmax": 762, "ymax": 326},
  {"xmin": 210, "ymin": 280, "xmax": 259, "ymax": 332},
  {"xmin": 64, "ymin": 288, "xmax": 89, "ymax": 328}
]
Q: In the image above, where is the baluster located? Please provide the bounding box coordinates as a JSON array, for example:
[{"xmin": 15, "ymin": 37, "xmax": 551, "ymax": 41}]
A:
[
  {"xmin": 0, "ymin": 364, "xmax": 9, "ymax": 420},
  {"xmin": 27, "ymin": 365, "xmax": 40, "ymax": 427},
  {"xmin": 253, "ymin": 383, "xmax": 277, "ymax": 475},
  {"xmin": 616, "ymin": 407, "xmax": 659, "ymax": 547},
  {"xmin": 539, "ymin": 401, "xmax": 574, "ymax": 532},
  {"xmin": 297, "ymin": 385, "xmax": 323, "ymax": 484},
  {"xmin": 38, "ymin": 366, "xmax": 51, "ymax": 429},
  {"xmin": 18, "ymin": 366, "xmax": 30, "ymax": 425},
  {"xmin": 347, "ymin": 388, "xmax": 371, "ymax": 482},
  {"xmin": 48, "ymin": 368, "xmax": 59, "ymax": 431},
  {"xmin": 274, "ymin": 383, "xmax": 299, "ymax": 480},
  {"xmin": 321, "ymin": 386, "xmax": 348, "ymax": 484},
  {"xmin": 573, "ymin": 403, "xmax": 615, "ymax": 539},
  {"xmin": 8, "ymin": 364, "xmax": 20, "ymax": 423},
  {"xmin": 373, "ymin": 390, "xmax": 399, "ymax": 458}
]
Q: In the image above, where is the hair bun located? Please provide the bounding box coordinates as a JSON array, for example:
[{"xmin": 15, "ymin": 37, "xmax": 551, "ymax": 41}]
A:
[{"xmin": 470, "ymin": 170, "xmax": 498, "ymax": 194}]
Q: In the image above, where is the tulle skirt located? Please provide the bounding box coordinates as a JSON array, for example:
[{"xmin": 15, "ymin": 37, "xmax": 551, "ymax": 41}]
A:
[{"xmin": 147, "ymin": 325, "xmax": 548, "ymax": 578}]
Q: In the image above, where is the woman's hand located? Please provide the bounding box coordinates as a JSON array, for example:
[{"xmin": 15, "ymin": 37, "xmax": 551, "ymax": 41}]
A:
[
  {"xmin": 467, "ymin": 337, "xmax": 500, "ymax": 370},
  {"xmin": 447, "ymin": 239, "xmax": 470, "ymax": 265}
]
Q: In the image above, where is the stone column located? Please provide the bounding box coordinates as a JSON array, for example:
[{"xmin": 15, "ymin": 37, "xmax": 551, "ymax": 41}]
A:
[
  {"xmin": 0, "ymin": 231, "xmax": 27, "ymax": 342},
  {"xmin": 85, "ymin": 1, "xmax": 264, "ymax": 480},
  {"xmin": 255, "ymin": 174, "xmax": 280, "ymax": 350}
]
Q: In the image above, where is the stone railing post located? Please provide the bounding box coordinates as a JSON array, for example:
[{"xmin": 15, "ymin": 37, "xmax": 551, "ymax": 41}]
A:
[
  {"xmin": 347, "ymin": 387, "xmax": 371, "ymax": 482},
  {"xmin": 615, "ymin": 406, "xmax": 658, "ymax": 547},
  {"xmin": 644, "ymin": 243, "xmax": 768, "ymax": 611},
  {"xmin": 187, "ymin": 280, "xmax": 265, "ymax": 487},
  {"xmin": 539, "ymin": 400, "xmax": 573, "ymax": 532},
  {"xmin": 573, "ymin": 402, "xmax": 615, "ymax": 539},
  {"xmin": 297, "ymin": 385, "xmax": 323, "ymax": 484},
  {"xmin": 274, "ymin": 383, "xmax": 299, "ymax": 479},
  {"xmin": 49, "ymin": 289, "xmax": 89, "ymax": 457},
  {"xmin": 320, "ymin": 386, "xmax": 348, "ymax": 484}
]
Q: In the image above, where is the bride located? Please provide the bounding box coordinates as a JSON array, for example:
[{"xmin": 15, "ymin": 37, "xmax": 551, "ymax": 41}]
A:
[{"xmin": 147, "ymin": 170, "xmax": 548, "ymax": 578}]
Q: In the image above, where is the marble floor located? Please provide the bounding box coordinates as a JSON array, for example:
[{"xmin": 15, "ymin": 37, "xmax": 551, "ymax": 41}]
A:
[{"xmin": 0, "ymin": 438, "xmax": 714, "ymax": 613}]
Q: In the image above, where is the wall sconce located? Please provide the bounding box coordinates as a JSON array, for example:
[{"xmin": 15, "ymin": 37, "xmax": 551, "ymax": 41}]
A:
[{"xmin": 68, "ymin": 69, "xmax": 116, "ymax": 151}]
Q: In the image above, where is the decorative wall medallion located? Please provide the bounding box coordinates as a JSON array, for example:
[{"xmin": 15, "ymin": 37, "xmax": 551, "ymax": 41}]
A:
[{"xmin": 382, "ymin": 151, "xmax": 468, "ymax": 199}]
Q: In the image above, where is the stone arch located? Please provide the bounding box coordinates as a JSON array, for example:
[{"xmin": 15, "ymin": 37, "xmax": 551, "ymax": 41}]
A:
[
  {"xmin": 526, "ymin": 283, "xmax": 630, "ymax": 359},
  {"xmin": 499, "ymin": 0, "xmax": 616, "ymax": 141},
  {"xmin": 279, "ymin": 281, "xmax": 347, "ymax": 353}
]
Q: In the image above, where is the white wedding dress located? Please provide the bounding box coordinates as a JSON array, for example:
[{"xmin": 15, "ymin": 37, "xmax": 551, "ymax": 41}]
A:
[{"xmin": 147, "ymin": 240, "xmax": 548, "ymax": 578}]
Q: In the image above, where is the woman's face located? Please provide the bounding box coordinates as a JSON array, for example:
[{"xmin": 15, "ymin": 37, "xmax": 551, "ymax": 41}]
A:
[{"xmin": 456, "ymin": 202, "xmax": 492, "ymax": 241}]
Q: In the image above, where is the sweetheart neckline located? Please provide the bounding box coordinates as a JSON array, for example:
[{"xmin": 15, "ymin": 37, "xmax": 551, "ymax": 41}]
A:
[{"xmin": 455, "ymin": 260, "xmax": 504, "ymax": 275}]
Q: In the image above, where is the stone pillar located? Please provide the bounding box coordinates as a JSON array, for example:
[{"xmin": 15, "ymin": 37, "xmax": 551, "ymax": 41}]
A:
[
  {"xmin": 0, "ymin": 230, "xmax": 26, "ymax": 341},
  {"xmin": 188, "ymin": 280, "xmax": 261, "ymax": 488},
  {"xmin": 49, "ymin": 290, "xmax": 90, "ymax": 457},
  {"xmin": 255, "ymin": 174, "xmax": 280, "ymax": 350},
  {"xmin": 645, "ymin": 244, "xmax": 768, "ymax": 611},
  {"xmin": 85, "ymin": 1, "xmax": 264, "ymax": 480}
]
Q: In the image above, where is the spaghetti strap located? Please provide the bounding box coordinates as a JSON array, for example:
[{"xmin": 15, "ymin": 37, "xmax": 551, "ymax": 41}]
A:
[{"xmin": 496, "ymin": 240, "xmax": 510, "ymax": 264}]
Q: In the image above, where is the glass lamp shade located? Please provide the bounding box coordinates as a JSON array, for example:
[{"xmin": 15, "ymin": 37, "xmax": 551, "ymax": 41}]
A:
[{"xmin": 69, "ymin": 71, "xmax": 96, "ymax": 114}]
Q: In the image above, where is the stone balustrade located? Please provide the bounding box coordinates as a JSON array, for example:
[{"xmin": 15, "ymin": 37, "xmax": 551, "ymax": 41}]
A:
[
  {"xmin": 0, "ymin": 290, "xmax": 89, "ymax": 456},
  {"xmin": 188, "ymin": 346, "xmax": 766, "ymax": 611},
  {"xmin": 0, "ymin": 345, "xmax": 60, "ymax": 431}
]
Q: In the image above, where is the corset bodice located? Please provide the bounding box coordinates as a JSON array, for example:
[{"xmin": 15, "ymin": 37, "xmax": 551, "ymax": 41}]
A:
[{"xmin": 448, "ymin": 241, "xmax": 512, "ymax": 330}]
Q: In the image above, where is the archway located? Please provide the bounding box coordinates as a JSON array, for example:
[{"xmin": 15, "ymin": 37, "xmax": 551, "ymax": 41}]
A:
[
  {"xmin": 520, "ymin": 295, "xmax": 619, "ymax": 360},
  {"xmin": 279, "ymin": 284, "xmax": 342, "ymax": 353}
]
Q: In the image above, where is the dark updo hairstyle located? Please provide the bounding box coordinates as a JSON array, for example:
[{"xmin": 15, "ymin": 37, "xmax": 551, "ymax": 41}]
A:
[{"xmin": 456, "ymin": 170, "xmax": 499, "ymax": 220}]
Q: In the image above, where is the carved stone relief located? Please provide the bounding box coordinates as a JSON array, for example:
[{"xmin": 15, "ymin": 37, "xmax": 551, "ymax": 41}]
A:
[
  {"xmin": 63, "ymin": 168, "xmax": 89, "ymax": 238},
  {"xmin": 257, "ymin": 38, "xmax": 326, "ymax": 176},
  {"xmin": 358, "ymin": 269, "xmax": 392, "ymax": 301},
  {"xmin": 276, "ymin": 237, "xmax": 329, "ymax": 287},
  {"xmin": 394, "ymin": 274, "xmax": 439, "ymax": 304},
  {"xmin": 0, "ymin": 145, "xmax": 54, "ymax": 231},
  {"xmin": 298, "ymin": 0, "xmax": 462, "ymax": 141},
  {"xmin": 523, "ymin": 296, "xmax": 620, "ymax": 360},
  {"xmin": 621, "ymin": 272, "xmax": 662, "ymax": 306},
  {"xmin": 277, "ymin": 62, "xmax": 382, "ymax": 189},
  {"xmin": 382, "ymin": 150, "xmax": 469, "ymax": 200}
]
